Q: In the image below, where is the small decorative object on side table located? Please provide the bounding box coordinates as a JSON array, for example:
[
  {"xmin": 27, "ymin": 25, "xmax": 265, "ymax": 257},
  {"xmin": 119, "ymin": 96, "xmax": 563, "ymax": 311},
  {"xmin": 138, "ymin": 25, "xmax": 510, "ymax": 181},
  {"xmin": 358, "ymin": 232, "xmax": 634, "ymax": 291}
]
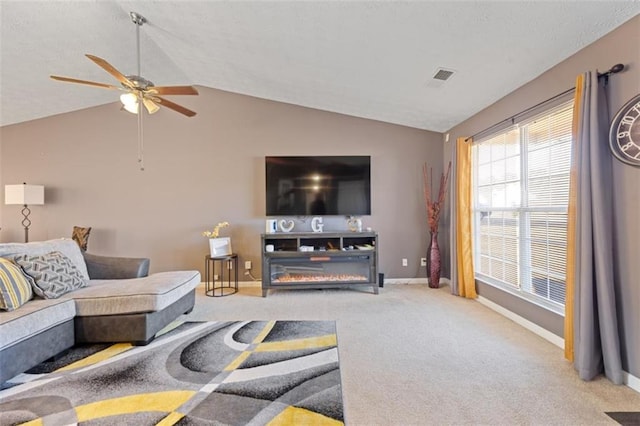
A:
[
  {"xmin": 205, "ymin": 253, "xmax": 238, "ymax": 297},
  {"xmin": 203, "ymin": 221, "xmax": 233, "ymax": 257},
  {"xmin": 209, "ymin": 237, "xmax": 232, "ymax": 257}
]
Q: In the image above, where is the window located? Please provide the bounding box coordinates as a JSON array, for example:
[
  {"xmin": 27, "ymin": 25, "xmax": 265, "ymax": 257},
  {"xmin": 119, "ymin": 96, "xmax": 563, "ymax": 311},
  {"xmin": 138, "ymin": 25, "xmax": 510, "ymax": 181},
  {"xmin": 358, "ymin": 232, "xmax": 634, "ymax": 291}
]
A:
[{"xmin": 472, "ymin": 100, "xmax": 573, "ymax": 314}]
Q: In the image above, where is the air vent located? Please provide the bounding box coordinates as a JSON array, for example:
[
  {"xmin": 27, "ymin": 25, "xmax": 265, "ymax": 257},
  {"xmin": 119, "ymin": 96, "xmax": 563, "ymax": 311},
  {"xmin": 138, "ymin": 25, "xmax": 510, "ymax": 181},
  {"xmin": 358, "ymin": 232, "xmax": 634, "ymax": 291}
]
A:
[{"xmin": 433, "ymin": 68, "xmax": 455, "ymax": 81}]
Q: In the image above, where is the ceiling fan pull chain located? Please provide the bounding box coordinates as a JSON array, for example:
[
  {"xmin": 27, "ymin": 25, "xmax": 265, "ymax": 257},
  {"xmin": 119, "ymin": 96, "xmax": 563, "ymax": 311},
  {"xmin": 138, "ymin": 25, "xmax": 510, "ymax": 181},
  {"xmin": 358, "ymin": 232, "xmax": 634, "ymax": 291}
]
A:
[
  {"xmin": 131, "ymin": 11, "xmax": 146, "ymax": 171},
  {"xmin": 138, "ymin": 96, "xmax": 144, "ymax": 171}
]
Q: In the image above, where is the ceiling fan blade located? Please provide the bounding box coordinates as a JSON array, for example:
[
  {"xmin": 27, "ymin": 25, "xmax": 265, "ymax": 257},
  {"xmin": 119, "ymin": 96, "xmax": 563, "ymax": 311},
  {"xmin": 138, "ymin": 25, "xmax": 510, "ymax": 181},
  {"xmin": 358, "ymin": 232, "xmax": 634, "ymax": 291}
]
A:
[
  {"xmin": 154, "ymin": 96, "xmax": 197, "ymax": 117},
  {"xmin": 50, "ymin": 75, "xmax": 121, "ymax": 90},
  {"xmin": 148, "ymin": 86, "xmax": 199, "ymax": 96},
  {"xmin": 85, "ymin": 54, "xmax": 134, "ymax": 88}
]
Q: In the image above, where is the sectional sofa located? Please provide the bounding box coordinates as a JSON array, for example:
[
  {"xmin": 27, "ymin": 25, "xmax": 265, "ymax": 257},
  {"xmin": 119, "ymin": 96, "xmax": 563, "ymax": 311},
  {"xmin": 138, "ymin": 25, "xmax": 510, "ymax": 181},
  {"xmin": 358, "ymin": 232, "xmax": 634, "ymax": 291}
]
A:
[{"xmin": 0, "ymin": 238, "xmax": 200, "ymax": 383}]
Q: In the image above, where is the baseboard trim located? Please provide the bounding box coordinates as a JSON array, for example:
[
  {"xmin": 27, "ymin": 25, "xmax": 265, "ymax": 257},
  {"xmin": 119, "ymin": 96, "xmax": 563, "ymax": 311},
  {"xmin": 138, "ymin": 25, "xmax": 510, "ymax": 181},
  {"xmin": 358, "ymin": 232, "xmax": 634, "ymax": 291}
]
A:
[
  {"xmin": 239, "ymin": 280, "xmax": 261, "ymax": 288},
  {"xmin": 476, "ymin": 295, "xmax": 564, "ymax": 349},
  {"xmin": 383, "ymin": 277, "xmax": 451, "ymax": 285},
  {"xmin": 215, "ymin": 279, "xmax": 450, "ymax": 287},
  {"xmin": 623, "ymin": 370, "xmax": 640, "ymax": 394},
  {"xmin": 384, "ymin": 278, "xmax": 426, "ymax": 284},
  {"xmin": 200, "ymin": 277, "xmax": 453, "ymax": 287},
  {"xmin": 198, "ymin": 281, "xmax": 261, "ymax": 289}
]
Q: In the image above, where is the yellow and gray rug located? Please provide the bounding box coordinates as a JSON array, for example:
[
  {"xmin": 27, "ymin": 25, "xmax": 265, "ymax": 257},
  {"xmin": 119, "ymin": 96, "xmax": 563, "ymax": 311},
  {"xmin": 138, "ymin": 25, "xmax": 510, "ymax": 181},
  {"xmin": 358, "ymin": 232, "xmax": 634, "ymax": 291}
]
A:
[{"xmin": 0, "ymin": 320, "xmax": 344, "ymax": 425}]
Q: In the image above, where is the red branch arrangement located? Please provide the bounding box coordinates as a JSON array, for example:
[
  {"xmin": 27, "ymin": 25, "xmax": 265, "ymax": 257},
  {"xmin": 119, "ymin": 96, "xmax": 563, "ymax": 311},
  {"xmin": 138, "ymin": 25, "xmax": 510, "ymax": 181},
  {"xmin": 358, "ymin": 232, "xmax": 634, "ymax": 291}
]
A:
[{"xmin": 423, "ymin": 161, "xmax": 452, "ymax": 234}]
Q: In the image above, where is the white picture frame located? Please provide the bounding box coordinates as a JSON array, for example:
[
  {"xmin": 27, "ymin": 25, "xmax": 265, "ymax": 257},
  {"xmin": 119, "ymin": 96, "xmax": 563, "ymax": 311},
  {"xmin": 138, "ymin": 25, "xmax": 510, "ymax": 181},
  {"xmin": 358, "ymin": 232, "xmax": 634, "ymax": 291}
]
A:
[{"xmin": 209, "ymin": 237, "xmax": 232, "ymax": 257}]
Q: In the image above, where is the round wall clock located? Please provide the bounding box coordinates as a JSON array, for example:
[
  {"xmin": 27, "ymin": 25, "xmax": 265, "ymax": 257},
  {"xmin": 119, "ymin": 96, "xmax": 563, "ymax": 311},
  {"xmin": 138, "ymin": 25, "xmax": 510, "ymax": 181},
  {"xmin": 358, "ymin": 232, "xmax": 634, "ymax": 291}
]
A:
[{"xmin": 609, "ymin": 94, "xmax": 640, "ymax": 167}]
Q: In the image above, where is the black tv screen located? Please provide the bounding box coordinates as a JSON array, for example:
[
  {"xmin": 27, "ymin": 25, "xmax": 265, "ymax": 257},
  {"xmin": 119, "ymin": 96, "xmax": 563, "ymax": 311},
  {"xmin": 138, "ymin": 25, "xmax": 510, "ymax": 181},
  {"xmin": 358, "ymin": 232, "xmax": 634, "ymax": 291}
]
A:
[{"xmin": 265, "ymin": 156, "xmax": 371, "ymax": 216}]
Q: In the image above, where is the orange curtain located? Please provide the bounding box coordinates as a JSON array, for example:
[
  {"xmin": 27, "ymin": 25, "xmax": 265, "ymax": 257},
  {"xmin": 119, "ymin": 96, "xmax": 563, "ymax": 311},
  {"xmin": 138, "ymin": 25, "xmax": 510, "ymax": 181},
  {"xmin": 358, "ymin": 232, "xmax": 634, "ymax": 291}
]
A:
[
  {"xmin": 456, "ymin": 137, "xmax": 477, "ymax": 298},
  {"xmin": 564, "ymin": 76, "xmax": 583, "ymax": 362}
]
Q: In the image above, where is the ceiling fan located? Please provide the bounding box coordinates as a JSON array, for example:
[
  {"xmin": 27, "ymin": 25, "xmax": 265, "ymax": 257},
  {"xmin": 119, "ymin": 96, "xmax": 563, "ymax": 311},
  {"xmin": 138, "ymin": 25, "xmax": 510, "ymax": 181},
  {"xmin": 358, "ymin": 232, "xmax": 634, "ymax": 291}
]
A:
[{"xmin": 50, "ymin": 11, "xmax": 198, "ymax": 170}]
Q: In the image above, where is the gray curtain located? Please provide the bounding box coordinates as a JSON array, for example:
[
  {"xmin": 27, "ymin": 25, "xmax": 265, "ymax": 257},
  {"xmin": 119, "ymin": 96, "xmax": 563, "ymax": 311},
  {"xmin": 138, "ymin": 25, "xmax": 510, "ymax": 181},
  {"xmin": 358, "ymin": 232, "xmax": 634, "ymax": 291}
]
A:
[
  {"xmin": 449, "ymin": 142, "xmax": 459, "ymax": 296},
  {"xmin": 573, "ymin": 71, "xmax": 623, "ymax": 384}
]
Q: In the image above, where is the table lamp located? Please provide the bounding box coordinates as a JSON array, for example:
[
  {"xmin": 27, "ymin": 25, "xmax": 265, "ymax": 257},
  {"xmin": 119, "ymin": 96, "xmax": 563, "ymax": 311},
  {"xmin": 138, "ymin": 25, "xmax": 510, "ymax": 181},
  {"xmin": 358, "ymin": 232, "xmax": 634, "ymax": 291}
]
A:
[{"xmin": 5, "ymin": 183, "xmax": 45, "ymax": 243}]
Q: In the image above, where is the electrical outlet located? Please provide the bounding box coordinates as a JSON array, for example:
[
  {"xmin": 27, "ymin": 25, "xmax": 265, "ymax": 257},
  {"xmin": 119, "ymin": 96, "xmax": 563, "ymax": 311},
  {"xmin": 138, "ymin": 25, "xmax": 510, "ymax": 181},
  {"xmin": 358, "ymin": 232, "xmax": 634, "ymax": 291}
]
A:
[
  {"xmin": 402, "ymin": 258, "xmax": 408, "ymax": 267},
  {"xmin": 245, "ymin": 260, "xmax": 252, "ymax": 270},
  {"xmin": 421, "ymin": 257, "xmax": 427, "ymax": 266},
  {"xmin": 227, "ymin": 260, "xmax": 233, "ymax": 270}
]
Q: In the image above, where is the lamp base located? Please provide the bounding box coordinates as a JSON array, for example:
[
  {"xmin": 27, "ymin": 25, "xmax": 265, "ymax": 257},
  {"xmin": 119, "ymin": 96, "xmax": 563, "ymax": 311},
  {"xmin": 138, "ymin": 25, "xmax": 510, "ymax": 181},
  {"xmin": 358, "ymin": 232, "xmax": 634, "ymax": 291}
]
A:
[{"xmin": 20, "ymin": 204, "xmax": 31, "ymax": 243}]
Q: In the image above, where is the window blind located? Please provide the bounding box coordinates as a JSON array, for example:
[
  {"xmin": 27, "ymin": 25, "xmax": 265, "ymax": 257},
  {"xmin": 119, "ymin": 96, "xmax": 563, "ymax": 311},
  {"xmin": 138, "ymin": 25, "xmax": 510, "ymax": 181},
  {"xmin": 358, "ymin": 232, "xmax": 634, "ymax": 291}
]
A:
[{"xmin": 472, "ymin": 100, "xmax": 573, "ymax": 313}]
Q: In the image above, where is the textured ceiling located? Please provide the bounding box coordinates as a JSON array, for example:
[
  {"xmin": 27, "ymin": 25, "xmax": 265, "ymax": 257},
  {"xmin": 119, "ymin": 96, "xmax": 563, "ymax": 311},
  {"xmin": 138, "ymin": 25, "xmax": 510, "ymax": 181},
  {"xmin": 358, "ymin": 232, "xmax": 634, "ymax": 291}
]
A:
[{"xmin": 1, "ymin": 1, "xmax": 638, "ymax": 131}]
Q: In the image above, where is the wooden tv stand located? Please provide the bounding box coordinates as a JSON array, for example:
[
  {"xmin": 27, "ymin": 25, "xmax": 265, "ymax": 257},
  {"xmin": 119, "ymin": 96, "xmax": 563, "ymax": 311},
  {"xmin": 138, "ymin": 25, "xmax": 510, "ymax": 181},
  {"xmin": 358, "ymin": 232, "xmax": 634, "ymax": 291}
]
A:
[{"xmin": 261, "ymin": 231, "xmax": 379, "ymax": 297}]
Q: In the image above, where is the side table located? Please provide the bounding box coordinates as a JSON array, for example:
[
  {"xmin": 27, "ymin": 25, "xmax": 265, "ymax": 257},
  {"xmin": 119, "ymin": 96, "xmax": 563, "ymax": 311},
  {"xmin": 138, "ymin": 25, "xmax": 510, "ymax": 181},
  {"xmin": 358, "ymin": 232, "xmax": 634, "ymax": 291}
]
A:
[{"xmin": 205, "ymin": 253, "xmax": 238, "ymax": 297}]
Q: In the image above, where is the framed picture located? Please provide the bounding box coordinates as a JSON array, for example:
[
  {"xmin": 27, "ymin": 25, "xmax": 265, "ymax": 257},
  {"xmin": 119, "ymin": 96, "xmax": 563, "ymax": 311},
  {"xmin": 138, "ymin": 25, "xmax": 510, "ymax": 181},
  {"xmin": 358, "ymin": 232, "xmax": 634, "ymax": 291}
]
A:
[{"xmin": 209, "ymin": 237, "xmax": 232, "ymax": 257}]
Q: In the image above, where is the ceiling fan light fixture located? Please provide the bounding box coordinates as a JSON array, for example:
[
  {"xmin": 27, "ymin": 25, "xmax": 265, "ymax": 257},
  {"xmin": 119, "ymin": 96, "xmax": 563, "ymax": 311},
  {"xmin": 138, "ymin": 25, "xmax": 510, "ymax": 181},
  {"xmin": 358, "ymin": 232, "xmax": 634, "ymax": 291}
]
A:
[
  {"xmin": 120, "ymin": 92, "xmax": 139, "ymax": 114},
  {"xmin": 142, "ymin": 98, "xmax": 160, "ymax": 114},
  {"xmin": 123, "ymin": 103, "xmax": 139, "ymax": 114}
]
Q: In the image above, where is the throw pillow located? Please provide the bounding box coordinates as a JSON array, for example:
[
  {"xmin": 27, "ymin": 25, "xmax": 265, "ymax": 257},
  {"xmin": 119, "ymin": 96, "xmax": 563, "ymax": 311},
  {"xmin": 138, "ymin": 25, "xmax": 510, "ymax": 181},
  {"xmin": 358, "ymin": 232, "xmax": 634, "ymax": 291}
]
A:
[
  {"xmin": 72, "ymin": 226, "xmax": 92, "ymax": 251},
  {"xmin": 0, "ymin": 239, "xmax": 90, "ymax": 280},
  {"xmin": 0, "ymin": 257, "xmax": 34, "ymax": 311},
  {"xmin": 15, "ymin": 251, "xmax": 88, "ymax": 299}
]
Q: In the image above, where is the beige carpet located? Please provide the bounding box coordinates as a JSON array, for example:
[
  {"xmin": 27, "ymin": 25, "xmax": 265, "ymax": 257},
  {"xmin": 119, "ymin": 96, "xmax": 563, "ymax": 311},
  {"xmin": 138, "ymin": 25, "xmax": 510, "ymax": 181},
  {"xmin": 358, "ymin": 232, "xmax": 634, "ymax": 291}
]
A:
[{"xmin": 184, "ymin": 283, "xmax": 640, "ymax": 425}]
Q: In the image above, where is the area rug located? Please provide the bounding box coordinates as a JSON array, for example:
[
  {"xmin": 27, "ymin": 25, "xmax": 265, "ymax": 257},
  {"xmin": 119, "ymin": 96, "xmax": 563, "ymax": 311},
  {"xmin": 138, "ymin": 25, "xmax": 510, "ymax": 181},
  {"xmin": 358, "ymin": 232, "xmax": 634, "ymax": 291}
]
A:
[
  {"xmin": 0, "ymin": 320, "xmax": 344, "ymax": 425},
  {"xmin": 606, "ymin": 412, "xmax": 640, "ymax": 426}
]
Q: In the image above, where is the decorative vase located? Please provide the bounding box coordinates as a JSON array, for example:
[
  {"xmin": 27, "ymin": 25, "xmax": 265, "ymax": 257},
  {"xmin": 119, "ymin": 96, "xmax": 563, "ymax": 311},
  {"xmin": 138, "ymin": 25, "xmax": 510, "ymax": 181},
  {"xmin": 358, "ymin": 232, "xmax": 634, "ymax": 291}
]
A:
[
  {"xmin": 428, "ymin": 231, "xmax": 441, "ymax": 288},
  {"xmin": 209, "ymin": 237, "xmax": 232, "ymax": 257}
]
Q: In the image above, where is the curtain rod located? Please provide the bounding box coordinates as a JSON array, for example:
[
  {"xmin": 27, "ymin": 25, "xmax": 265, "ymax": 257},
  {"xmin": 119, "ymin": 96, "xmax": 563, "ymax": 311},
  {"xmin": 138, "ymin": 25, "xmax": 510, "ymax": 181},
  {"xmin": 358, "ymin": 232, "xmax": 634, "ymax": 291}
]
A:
[{"xmin": 465, "ymin": 63, "xmax": 625, "ymax": 142}]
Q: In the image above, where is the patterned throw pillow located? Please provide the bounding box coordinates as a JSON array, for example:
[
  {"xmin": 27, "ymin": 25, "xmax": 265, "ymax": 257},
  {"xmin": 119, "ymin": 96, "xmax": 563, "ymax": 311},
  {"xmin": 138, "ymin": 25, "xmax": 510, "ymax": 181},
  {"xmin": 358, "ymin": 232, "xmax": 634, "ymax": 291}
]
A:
[
  {"xmin": 14, "ymin": 251, "xmax": 88, "ymax": 299},
  {"xmin": 0, "ymin": 257, "xmax": 34, "ymax": 311},
  {"xmin": 72, "ymin": 226, "xmax": 92, "ymax": 251}
]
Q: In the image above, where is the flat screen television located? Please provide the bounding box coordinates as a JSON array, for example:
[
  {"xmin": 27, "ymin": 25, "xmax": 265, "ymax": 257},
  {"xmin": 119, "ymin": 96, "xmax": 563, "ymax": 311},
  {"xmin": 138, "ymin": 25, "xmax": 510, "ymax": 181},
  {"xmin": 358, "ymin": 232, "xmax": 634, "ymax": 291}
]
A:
[{"xmin": 265, "ymin": 156, "xmax": 371, "ymax": 216}]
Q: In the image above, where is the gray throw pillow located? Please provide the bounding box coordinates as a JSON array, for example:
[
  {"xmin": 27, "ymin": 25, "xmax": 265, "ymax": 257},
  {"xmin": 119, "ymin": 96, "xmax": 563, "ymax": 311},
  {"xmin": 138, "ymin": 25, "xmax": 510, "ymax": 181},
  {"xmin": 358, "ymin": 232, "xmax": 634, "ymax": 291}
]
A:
[{"xmin": 15, "ymin": 251, "xmax": 88, "ymax": 299}]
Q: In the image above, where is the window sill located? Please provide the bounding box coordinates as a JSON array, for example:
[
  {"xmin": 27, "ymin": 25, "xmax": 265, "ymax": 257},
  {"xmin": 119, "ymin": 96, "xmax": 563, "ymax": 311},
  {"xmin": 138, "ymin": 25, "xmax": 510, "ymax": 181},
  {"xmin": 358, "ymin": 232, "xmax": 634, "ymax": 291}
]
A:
[{"xmin": 475, "ymin": 276, "xmax": 565, "ymax": 317}]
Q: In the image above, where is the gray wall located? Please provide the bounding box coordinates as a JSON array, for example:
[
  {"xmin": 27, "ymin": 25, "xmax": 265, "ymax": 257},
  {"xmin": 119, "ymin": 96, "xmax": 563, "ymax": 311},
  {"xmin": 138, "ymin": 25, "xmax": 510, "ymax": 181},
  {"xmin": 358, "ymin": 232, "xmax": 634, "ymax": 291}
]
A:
[
  {"xmin": 0, "ymin": 87, "xmax": 443, "ymax": 281},
  {"xmin": 445, "ymin": 15, "xmax": 640, "ymax": 378}
]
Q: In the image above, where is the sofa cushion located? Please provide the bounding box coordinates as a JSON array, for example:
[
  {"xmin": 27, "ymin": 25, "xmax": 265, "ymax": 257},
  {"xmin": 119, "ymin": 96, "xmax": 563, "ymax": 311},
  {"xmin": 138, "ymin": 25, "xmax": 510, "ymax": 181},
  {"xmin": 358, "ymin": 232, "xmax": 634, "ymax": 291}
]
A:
[
  {"xmin": 0, "ymin": 298, "xmax": 76, "ymax": 351},
  {"xmin": 0, "ymin": 258, "xmax": 34, "ymax": 311},
  {"xmin": 15, "ymin": 251, "xmax": 88, "ymax": 299},
  {"xmin": 0, "ymin": 238, "xmax": 89, "ymax": 280},
  {"xmin": 71, "ymin": 270, "xmax": 200, "ymax": 316}
]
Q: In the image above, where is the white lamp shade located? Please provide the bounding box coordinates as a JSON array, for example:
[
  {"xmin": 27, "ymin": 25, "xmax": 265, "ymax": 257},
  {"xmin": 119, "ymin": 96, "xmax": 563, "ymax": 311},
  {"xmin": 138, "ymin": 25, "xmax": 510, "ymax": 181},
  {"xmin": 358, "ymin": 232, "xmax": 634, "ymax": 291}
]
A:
[
  {"xmin": 142, "ymin": 98, "xmax": 160, "ymax": 114},
  {"xmin": 120, "ymin": 92, "xmax": 139, "ymax": 114},
  {"xmin": 123, "ymin": 102, "xmax": 139, "ymax": 114},
  {"xmin": 5, "ymin": 184, "xmax": 45, "ymax": 205}
]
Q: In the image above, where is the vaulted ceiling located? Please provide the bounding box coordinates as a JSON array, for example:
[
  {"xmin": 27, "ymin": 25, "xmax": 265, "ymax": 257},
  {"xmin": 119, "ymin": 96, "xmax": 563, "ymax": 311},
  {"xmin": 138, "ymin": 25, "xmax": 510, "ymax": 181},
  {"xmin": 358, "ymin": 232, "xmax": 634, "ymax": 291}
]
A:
[{"xmin": 1, "ymin": 1, "xmax": 638, "ymax": 131}]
